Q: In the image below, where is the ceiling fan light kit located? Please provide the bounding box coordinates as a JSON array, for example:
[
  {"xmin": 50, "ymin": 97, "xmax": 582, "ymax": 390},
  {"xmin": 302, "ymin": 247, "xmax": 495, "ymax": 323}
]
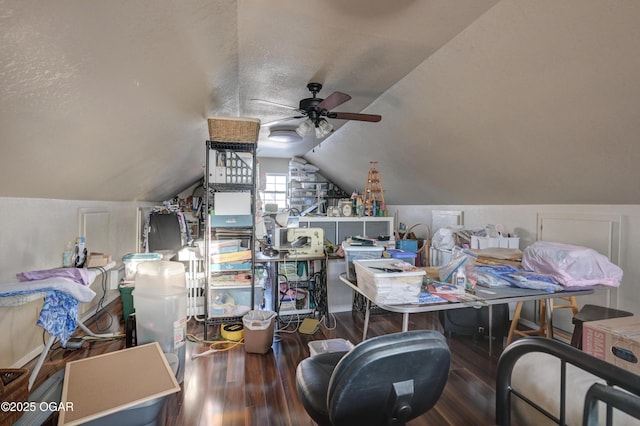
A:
[
  {"xmin": 295, "ymin": 119, "xmax": 314, "ymax": 137},
  {"xmin": 314, "ymin": 118, "xmax": 333, "ymax": 138}
]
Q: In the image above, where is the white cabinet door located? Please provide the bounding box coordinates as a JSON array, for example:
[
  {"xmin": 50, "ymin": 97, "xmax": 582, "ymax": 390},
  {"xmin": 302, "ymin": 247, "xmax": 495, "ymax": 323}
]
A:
[{"xmin": 537, "ymin": 212, "xmax": 622, "ymax": 333}]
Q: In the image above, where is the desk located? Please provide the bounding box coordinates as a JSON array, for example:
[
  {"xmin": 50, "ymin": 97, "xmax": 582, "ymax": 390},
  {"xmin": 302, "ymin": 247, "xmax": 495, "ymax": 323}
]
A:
[
  {"xmin": 256, "ymin": 253, "xmax": 328, "ymax": 322},
  {"xmin": 339, "ymin": 274, "xmax": 594, "ymax": 352}
]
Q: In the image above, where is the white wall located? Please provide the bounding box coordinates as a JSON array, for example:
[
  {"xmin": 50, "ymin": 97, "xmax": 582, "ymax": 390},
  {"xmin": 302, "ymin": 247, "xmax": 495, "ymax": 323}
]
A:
[
  {"xmin": 258, "ymin": 157, "xmax": 289, "ymax": 175},
  {"xmin": 4, "ymin": 197, "xmax": 638, "ymax": 367},
  {"xmin": 0, "ymin": 197, "xmax": 151, "ymax": 367},
  {"xmin": 390, "ymin": 204, "xmax": 640, "ymax": 316}
]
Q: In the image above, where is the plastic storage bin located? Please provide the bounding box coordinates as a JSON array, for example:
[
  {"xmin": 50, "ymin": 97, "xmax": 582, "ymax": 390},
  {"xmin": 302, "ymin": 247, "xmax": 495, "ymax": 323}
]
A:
[
  {"xmin": 122, "ymin": 252, "xmax": 162, "ymax": 281},
  {"xmin": 341, "ymin": 241, "xmax": 384, "ymax": 281},
  {"xmin": 308, "ymin": 338, "xmax": 354, "ymax": 356},
  {"xmin": 384, "ymin": 249, "xmax": 417, "ymax": 266},
  {"xmin": 209, "ymin": 286, "xmax": 265, "ymax": 317},
  {"xmin": 133, "ymin": 261, "xmax": 187, "ymax": 383},
  {"xmin": 353, "ymin": 259, "xmax": 425, "ymax": 305},
  {"xmin": 243, "ymin": 311, "xmax": 277, "ymax": 354}
]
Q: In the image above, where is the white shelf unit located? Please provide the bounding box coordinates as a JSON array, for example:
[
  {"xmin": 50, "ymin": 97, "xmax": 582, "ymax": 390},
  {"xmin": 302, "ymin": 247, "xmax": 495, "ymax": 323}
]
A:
[
  {"xmin": 290, "ymin": 216, "xmax": 394, "ymax": 245},
  {"xmin": 204, "ymin": 140, "xmax": 263, "ymax": 339},
  {"xmin": 288, "ymin": 180, "xmax": 328, "ymax": 214}
]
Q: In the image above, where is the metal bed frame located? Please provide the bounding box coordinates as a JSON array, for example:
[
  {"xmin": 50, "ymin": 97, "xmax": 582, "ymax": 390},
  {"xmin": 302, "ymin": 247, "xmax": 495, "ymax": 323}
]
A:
[{"xmin": 496, "ymin": 337, "xmax": 640, "ymax": 425}]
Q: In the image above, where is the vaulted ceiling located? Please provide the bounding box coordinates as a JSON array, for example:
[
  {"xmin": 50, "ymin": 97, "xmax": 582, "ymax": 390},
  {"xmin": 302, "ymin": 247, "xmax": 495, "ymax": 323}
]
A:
[{"xmin": 2, "ymin": 1, "xmax": 640, "ymax": 204}]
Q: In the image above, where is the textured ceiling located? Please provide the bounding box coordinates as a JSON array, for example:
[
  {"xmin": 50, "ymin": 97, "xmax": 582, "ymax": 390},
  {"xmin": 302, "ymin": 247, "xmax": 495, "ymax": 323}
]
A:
[{"xmin": 1, "ymin": 0, "xmax": 640, "ymax": 204}]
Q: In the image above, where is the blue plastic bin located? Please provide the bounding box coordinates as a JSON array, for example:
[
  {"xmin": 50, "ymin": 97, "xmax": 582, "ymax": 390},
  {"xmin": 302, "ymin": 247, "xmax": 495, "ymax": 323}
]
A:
[{"xmin": 384, "ymin": 249, "xmax": 417, "ymax": 265}]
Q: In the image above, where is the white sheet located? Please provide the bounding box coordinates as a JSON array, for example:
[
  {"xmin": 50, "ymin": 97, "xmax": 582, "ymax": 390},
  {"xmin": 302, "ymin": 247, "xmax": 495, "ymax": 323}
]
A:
[
  {"xmin": 0, "ymin": 263, "xmax": 116, "ymax": 305},
  {"xmin": 0, "ymin": 277, "xmax": 97, "ymax": 303}
]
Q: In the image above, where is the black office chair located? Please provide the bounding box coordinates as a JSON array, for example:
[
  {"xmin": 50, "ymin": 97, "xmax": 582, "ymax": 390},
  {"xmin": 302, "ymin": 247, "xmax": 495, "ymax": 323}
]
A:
[{"xmin": 295, "ymin": 330, "xmax": 451, "ymax": 426}]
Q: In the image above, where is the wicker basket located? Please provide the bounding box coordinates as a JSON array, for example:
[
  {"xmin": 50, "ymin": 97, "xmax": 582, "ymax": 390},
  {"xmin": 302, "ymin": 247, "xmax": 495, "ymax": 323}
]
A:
[
  {"xmin": 207, "ymin": 117, "xmax": 261, "ymax": 143},
  {"xmin": 0, "ymin": 368, "xmax": 30, "ymax": 424}
]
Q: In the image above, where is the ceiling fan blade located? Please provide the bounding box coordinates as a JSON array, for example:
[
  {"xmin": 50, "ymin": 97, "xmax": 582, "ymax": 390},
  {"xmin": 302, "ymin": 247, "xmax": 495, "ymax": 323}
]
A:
[
  {"xmin": 317, "ymin": 92, "xmax": 351, "ymax": 111},
  {"xmin": 261, "ymin": 116, "xmax": 305, "ymax": 127},
  {"xmin": 250, "ymin": 98, "xmax": 299, "ymax": 110},
  {"xmin": 329, "ymin": 112, "xmax": 382, "ymax": 122}
]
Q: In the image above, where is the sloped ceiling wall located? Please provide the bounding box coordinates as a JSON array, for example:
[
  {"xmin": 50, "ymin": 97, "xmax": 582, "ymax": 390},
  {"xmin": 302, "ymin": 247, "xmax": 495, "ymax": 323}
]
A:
[
  {"xmin": 0, "ymin": 1, "xmax": 240, "ymax": 201},
  {"xmin": 1, "ymin": 1, "xmax": 639, "ymax": 204},
  {"xmin": 307, "ymin": 1, "xmax": 640, "ymax": 205}
]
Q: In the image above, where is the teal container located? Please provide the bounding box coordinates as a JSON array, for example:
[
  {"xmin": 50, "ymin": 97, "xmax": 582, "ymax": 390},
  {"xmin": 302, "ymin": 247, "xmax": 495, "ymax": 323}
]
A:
[
  {"xmin": 396, "ymin": 239, "xmax": 418, "ymax": 252},
  {"xmin": 119, "ymin": 283, "xmax": 135, "ymax": 322}
]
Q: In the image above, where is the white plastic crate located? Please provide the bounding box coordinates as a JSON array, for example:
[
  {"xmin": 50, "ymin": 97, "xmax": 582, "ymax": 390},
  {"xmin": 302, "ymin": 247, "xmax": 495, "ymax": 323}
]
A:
[
  {"xmin": 308, "ymin": 338, "xmax": 354, "ymax": 356},
  {"xmin": 470, "ymin": 236, "xmax": 520, "ymax": 249},
  {"xmin": 342, "ymin": 241, "xmax": 384, "ymax": 281},
  {"xmin": 353, "ymin": 259, "xmax": 425, "ymax": 305}
]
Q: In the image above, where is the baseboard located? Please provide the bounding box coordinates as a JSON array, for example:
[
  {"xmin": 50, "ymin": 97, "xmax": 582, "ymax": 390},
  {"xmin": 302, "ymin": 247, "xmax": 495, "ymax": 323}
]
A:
[{"xmin": 12, "ymin": 345, "xmax": 46, "ymax": 368}]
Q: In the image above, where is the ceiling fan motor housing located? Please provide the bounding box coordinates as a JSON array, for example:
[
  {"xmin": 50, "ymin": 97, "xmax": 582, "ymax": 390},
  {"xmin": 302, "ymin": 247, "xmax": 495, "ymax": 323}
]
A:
[{"xmin": 299, "ymin": 98, "xmax": 324, "ymax": 122}]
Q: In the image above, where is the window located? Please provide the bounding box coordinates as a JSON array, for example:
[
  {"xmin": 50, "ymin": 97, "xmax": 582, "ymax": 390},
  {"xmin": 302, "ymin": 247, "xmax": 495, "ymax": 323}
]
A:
[{"xmin": 261, "ymin": 173, "xmax": 288, "ymax": 211}]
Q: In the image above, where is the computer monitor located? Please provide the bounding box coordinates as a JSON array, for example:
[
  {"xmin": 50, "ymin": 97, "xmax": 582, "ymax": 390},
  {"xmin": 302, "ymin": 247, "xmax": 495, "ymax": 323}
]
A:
[{"xmin": 148, "ymin": 212, "xmax": 183, "ymax": 254}]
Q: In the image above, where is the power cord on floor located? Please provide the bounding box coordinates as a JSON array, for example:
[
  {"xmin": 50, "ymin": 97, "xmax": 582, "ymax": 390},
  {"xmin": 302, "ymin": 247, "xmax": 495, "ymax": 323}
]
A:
[
  {"xmin": 319, "ymin": 312, "xmax": 337, "ymax": 330},
  {"xmin": 187, "ymin": 333, "xmax": 244, "ymax": 358},
  {"xmin": 88, "ymin": 265, "xmax": 115, "ymax": 332}
]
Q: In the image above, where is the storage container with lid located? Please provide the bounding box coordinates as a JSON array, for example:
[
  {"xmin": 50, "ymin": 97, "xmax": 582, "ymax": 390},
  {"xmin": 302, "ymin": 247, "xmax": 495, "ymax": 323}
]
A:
[
  {"xmin": 133, "ymin": 261, "xmax": 187, "ymax": 383},
  {"xmin": 122, "ymin": 252, "xmax": 162, "ymax": 281},
  {"xmin": 384, "ymin": 249, "xmax": 417, "ymax": 266},
  {"xmin": 341, "ymin": 241, "xmax": 384, "ymax": 281},
  {"xmin": 353, "ymin": 258, "xmax": 425, "ymax": 305}
]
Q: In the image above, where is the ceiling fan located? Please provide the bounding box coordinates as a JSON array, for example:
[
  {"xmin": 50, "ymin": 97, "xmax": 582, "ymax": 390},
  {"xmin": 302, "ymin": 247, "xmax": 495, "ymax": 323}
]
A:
[{"xmin": 254, "ymin": 82, "xmax": 381, "ymax": 140}]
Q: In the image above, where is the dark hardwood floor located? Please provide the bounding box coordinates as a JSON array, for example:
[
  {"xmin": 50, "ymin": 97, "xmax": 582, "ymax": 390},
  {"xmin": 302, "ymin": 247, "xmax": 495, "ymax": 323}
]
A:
[{"xmin": 25, "ymin": 300, "xmax": 506, "ymax": 426}]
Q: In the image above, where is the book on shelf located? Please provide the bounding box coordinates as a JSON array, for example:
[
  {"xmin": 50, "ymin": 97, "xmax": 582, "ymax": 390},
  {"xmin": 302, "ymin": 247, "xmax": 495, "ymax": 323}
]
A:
[
  {"xmin": 210, "ymin": 262, "xmax": 252, "ymax": 271},
  {"xmin": 211, "ymin": 249, "xmax": 251, "ymax": 263}
]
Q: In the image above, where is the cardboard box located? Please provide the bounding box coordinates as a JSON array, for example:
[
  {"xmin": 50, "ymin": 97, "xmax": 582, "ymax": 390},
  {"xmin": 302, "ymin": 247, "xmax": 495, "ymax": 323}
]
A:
[
  {"xmin": 86, "ymin": 252, "xmax": 112, "ymax": 268},
  {"xmin": 583, "ymin": 316, "xmax": 640, "ymax": 374}
]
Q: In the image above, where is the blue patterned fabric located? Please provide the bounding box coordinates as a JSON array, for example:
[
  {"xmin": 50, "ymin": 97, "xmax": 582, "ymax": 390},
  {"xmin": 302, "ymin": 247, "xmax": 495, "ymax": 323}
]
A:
[{"xmin": 36, "ymin": 290, "xmax": 79, "ymax": 346}]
